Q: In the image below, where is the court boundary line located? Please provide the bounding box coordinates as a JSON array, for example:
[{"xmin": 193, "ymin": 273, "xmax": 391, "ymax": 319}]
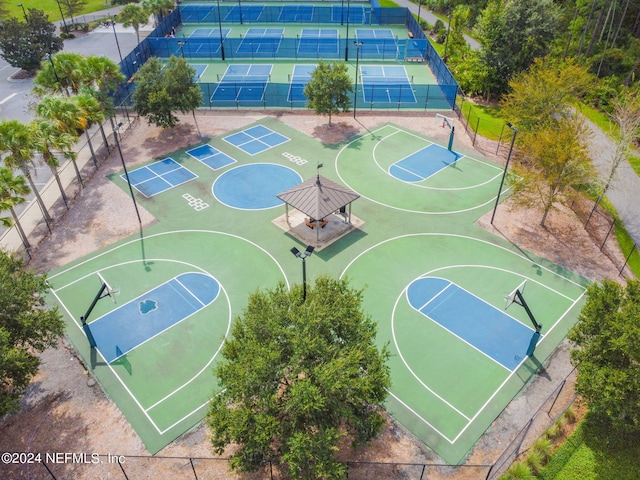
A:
[
  {"xmin": 335, "ymin": 124, "xmax": 508, "ymax": 215},
  {"xmin": 211, "ymin": 163, "xmax": 302, "ymax": 211},
  {"xmin": 340, "ymin": 234, "xmax": 586, "ymax": 446},
  {"xmin": 49, "ymin": 260, "xmax": 230, "ymax": 436}
]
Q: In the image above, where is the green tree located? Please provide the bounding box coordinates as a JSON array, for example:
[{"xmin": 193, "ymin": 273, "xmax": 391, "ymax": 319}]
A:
[
  {"xmin": 30, "ymin": 119, "xmax": 77, "ymax": 209},
  {"xmin": 0, "ymin": 249, "xmax": 65, "ymax": 415},
  {"xmin": 500, "ymin": 57, "xmax": 593, "ymax": 132},
  {"xmin": 0, "ymin": 9, "xmax": 63, "ymax": 73},
  {"xmin": 304, "ymin": 60, "xmax": 353, "ymax": 126},
  {"xmin": 34, "ymin": 52, "xmax": 85, "ymax": 97},
  {"xmin": 507, "ymin": 115, "xmax": 595, "ymax": 227},
  {"xmin": 568, "ymin": 279, "xmax": 640, "ymax": 433},
  {"xmin": 132, "ymin": 56, "xmax": 202, "ymax": 130},
  {"xmin": 474, "ymin": 0, "xmax": 560, "ymax": 99},
  {"xmin": 0, "ymin": 120, "xmax": 53, "ymax": 231},
  {"xmin": 207, "ymin": 276, "xmax": 391, "ymax": 480},
  {"xmin": 58, "ymin": 0, "xmax": 88, "ymax": 28},
  {"xmin": 0, "ymin": 168, "xmax": 31, "ymax": 252},
  {"xmin": 141, "ymin": 0, "xmax": 173, "ymax": 27},
  {"xmin": 117, "ymin": 3, "xmax": 149, "ymax": 44}
]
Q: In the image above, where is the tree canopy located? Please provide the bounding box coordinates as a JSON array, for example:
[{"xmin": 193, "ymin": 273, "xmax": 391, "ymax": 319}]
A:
[
  {"xmin": 0, "ymin": 250, "xmax": 64, "ymax": 414},
  {"xmin": 568, "ymin": 280, "xmax": 640, "ymax": 433},
  {"xmin": 207, "ymin": 275, "xmax": 391, "ymax": 480},
  {"xmin": 132, "ymin": 56, "xmax": 202, "ymax": 129},
  {"xmin": 304, "ymin": 60, "xmax": 353, "ymax": 126},
  {"xmin": 0, "ymin": 9, "xmax": 63, "ymax": 73}
]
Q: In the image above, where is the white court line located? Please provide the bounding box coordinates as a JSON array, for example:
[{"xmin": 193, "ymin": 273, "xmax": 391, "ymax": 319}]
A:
[{"xmin": 0, "ymin": 92, "xmax": 17, "ymax": 104}]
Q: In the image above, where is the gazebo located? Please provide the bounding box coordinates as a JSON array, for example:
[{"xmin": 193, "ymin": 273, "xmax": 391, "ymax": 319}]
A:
[{"xmin": 275, "ymin": 174, "xmax": 362, "ymax": 249}]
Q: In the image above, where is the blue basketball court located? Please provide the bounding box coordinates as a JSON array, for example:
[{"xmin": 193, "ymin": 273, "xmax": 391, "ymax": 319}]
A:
[
  {"xmin": 288, "ymin": 64, "xmax": 316, "ymax": 102},
  {"xmin": 407, "ymin": 277, "xmax": 537, "ymax": 371},
  {"xmin": 223, "ymin": 125, "xmax": 290, "ymax": 155},
  {"xmin": 212, "ymin": 163, "xmax": 301, "ymax": 210},
  {"xmin": 389, "ymin": 144, "xmax": 462, "ymax": 182},
  {"xmin": 88, "ymin": 273, "xmax": 220, "ymax": 363},
  {"xmin": 186, "ymin": 144, "xmax": 236, "ymax": 170},
  {"xmin": 123, "ymin": 158, "xmax": 198, "ymax": 198}
]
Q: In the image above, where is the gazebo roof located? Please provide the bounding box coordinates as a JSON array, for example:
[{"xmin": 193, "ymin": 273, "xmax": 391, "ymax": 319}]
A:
[{"xmin": 277, "ymin": 175, "xmax": 360, "ymax": 220}]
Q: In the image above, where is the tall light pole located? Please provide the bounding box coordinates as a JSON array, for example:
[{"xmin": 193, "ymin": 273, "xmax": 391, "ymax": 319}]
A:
[
  {"xmin": 17, "ymin": 3, "xmax": 27, "ymax": 20},
  {"xmin": 216, "ymin": 0, "xmax": 226, "ymax": 60},
  {"xmin": 46, "ymin": 53, "xmax": 61, "ymax": 90},
  {"xmin": 177, "ymin": 40, "xmax": 186, "ymax": 58},
  {"xmin": 55, "ymin": 0, "xmax": 69, "ymax": 33},
  {"xmin": 111, "ymin": 17, "xmax": 123, "ymax": 64},
  {"xmin": 114, "ymin": 123, "xmax": 142, "ymax": 226},
  {"xmin": 344, "ymin": 0, "xmax": 351, "ymax": 61},
  {"xmin": 417, "ymin": 0, "xmax": 422, "ymax": 26},
  {"xmin": 353, "ymin": 41, "xmax": 363, "ymax": 118},
  {"xmin": 490, "ymin": 122, "xmax": 518, "ymax": 225},
  {"xmin": 290, "ymin": 245, "xmax": 314, "ymax": 302}
]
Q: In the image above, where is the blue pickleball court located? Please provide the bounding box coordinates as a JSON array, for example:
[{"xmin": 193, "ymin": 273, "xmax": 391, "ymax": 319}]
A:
[
  {"xmin": 88, "ymin": 273, "xmax": 220, "ymax": 363},
  {"xmin": 288, "ymin": 64, "xmax": 316, "ymax": 102},
  {"xmin": 223, "ymin": 125, "xmax": 290, "ymax": 155},
  {"xmin": 123, "ymin": 158, "xmax": 198, "ymax": 197},
  {"xmin": 186, "ymin": 144, "xmax": 236, "ymax": 170},
  {"xmin": 389, "ymin": 144, "xmax": 462, "ymax": 182},
  {"xmin": 407, "ymin": 277, "xmax": 537, "ymax": 371},
  {"xmin": 213, "ymin": 163, "xmax": 301, "ymax": 210}
]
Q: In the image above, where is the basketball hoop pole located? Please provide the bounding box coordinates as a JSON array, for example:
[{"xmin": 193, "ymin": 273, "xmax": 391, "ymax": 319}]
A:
[
  {"xmin": 513, "ymin": 289, "xmax": 543, "ymax": 356},
  {"xmin": 79, "ymin": 282, "xmax": 111, "ymax": 348}
]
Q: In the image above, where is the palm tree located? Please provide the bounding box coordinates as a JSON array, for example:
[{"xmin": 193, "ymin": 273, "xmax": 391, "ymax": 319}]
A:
[
  {"xmin": 142, "ymin": 0, "xmax": 174, "ymax": 27},
  {"xmin": 0, "ymin": 120, "xmax": 53, "ymax": 232},
  {"xmin": 30, "ymin": 119, "xmax": 78, "ymax": 208},
  {"xmin": 35, "ymin": 95, "xmax": 100, "ymax": 169},
  {"xmin": 0, "ymin": 167, "xmax": 32, "ymax": 252},
  {"xmin": 33, "ymin": 52, "xmax": 85, "ymax": 97},
  {"xmin": 118, "ymin": 3, "xmax": 149, "ymax": 44},
  {"xmin": 75, "ymin": 92, "xmax": 106, "ymax": 167}
]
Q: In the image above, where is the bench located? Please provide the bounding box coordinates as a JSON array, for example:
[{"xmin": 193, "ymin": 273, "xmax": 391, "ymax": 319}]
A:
[
  {"xmin": 405, "ymin": 56, "xmax": 424, "ymax": 63},
  {"xmin": 305, "ymin": 218, "xmax": 328, "ymax": 229}
]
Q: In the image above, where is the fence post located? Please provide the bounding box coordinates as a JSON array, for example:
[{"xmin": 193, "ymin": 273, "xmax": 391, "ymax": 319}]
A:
[
  {"xmin": 473, "ymin": 117, "xmax": 480, "ymax": 146},
  {"xmin": 419, "ymin": 464, "xmax": 426, "ymax": 480},
  {"xmin": 42, "ymin": 461, "xmax": 57, "ymax": 479},
  {"xmin": 601, "ymin": 219, "xmax": 615, "ymax": 251},
  {"xmin": 118, "ymin": 460, "xmax": 130, "ymax": 480},
  {"xmin": 485, "ymin": 463, "xmax": 495, "ymax": 480},
  {"xmin": 190, "ymin": 458, "xmax": 199, "ymax": 480},
  {"xmin": 619, "ymin": 243, "xmax": 637, "ymax": 276},
  {"xmin": 547, "ymin": 379, "xmax": 566, "ymax": 416}
]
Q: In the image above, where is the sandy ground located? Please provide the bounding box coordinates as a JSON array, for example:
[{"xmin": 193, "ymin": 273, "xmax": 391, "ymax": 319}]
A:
[{"xmin": 0, "ymin": 110, "xmax": 630, "ymax": 479}]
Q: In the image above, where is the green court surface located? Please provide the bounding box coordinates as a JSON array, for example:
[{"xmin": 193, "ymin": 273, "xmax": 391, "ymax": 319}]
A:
[{"xmin": 47, "ymin": 118, "xmax": 587, "ymax": 461}]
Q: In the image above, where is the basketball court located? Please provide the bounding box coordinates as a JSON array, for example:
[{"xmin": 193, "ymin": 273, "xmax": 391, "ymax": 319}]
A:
[{"xmin": 46, "ymin": 118, "xmax": 587, "ymax": 462}]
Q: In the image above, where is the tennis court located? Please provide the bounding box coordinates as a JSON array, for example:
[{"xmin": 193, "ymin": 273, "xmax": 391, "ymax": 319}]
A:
[
  {"xmin": 211, "ymin": 64, "xmax": 273, "ymax": 102},
  {"xmin": 47, "ymin": 119, "xmax": 587, "ymax": 462}
]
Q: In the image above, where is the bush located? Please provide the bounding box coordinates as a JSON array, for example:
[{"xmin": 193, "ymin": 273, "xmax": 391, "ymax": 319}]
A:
[{"xmin": 500, "ymin": 461, "xmax": 536, "ymax": 480}]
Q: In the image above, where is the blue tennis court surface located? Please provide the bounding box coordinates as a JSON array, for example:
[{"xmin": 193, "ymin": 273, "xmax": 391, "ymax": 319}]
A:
[
  {"xmin": 88, "ymin": 273, "xmax": 220, "ymax": 363},
  {"xmin": 186, "ymin": 144, "xmax": 236, "ymax": 170},
  {"xmin": 360, "ymin": 65, "xmax": 416, "ymax": 103},
  {"xmin": 225, "ymin": 4, "xmax": 264, "ymax": 22},
  {"xmin": 407, "ymin": 277, "xmax": 537, "ymax": 371},
  {"xmin": 279, "ymin": 4, "xmax": 314, "ymax": 22},
  {"xmin": 192, "ymin": 64, "xmax": 207, "ymax": 82},
  {"xmin": 223, "ymin": 125, "xmax": 290, "ymax": 155},
  {"xmin": 390, "ymin": 144, "xmax": 462, "ymax": 182},
  {"xmin": 213, "ymin": 163, "xmax": 301, "ymax": 210},
  {"xmin": 298, "ymin": 28, "xmax": 339, "ymax": 54},
  {"xmin": 237, "ymin": 28, "xmax": 284, "ymax": 54},
  {"xmin": 123, "ymin": 158, "xmax": 197, "ymax": 198},
  {"xmin": 331, "ymin": 5, "xmax": 365, "ymax": 23},
  {"xmin": 288, "ymin": 64, "xmax": 316, "ymax": 102},
  {"xmin": 356, "ymin": 29, "xmax": 398, "ymax": 56},
  {"xmin": 212, "ymin": 64, "xmax": 272, "ymax": 102},
  {"xmin": 190, "ymin": 27, "xmax": 230, "ymax": 39}
]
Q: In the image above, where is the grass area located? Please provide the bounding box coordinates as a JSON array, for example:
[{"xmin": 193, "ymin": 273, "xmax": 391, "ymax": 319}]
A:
[
  {"xmin": 455, "ymin": 99, "xmax": 505, "ymax": 141},
  {"xmin": 538, "ymin": 414, "xmax": 640, "ymax": 480},
  {"xmin": 378, "ymin": 0, "xmax": 401, "ymax": 7},
  {"xmin": 5, "ymin": 0, "xmax": 111, "ymax": 23}
]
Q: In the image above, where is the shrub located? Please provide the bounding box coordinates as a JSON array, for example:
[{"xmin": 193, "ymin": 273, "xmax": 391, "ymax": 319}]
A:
[{"xmin": 500, "ymin": 461, "xmax": 535, "ymax": 480}]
